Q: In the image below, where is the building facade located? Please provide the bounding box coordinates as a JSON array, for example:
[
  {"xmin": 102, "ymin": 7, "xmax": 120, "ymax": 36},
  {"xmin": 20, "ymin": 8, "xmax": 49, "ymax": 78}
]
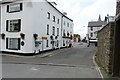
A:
[
  {"xmin": 0, "ymin": 0, "xmax": 73, "ymax": 54},
  {"xmin": 87, "ymin": 15, "xmax": 104, "ymax": 44},
  {"xmin": 112, "ymin": 0, "xmax": 120, "ymax": 77}
]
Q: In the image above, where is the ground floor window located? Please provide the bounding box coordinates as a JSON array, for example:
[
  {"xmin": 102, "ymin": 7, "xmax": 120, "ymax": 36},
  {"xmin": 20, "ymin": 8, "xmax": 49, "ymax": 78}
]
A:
[
  {"xmin": 46, "ymin": 40, "xmax": 49, "ymax": 47},
  {"xmin": 57, "ymin": 40, "xmax": 59, "ymax": 47},
  {"xmin": 6, "ymin": 38, "xmax": 20, "ymax": 50}
]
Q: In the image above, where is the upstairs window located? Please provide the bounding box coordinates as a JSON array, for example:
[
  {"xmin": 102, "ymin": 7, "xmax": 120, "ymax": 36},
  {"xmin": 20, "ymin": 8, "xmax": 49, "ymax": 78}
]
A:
[
  {"xmin": 90, "ymin": 33, "xmax": 93, "ymax": 37},
  {"xmin": 52, "ymin": 26, "xmax": 55, "ymax": 35},
  {"xmin": 53, "ymin": 16, "xmax": 55, "ymax": 22},
  {"xmin": 64, "ymin": 21, "xmax": 66, "ymax": 26},
  {"xmin": 67, "ymin": 23, "xmax": 69, "ymax": 27},
  {"xmin": 47, "ymin": 24, "xmax": 49, "ymax": 35},
  {"xmin": 6, "ymin": 19, "xmax": 21, "ymax": 32},
  {"xmin": 91, "ymin": 27, "xmax": 93, "ymax": 31},
  {"xmin": 57, "ymin": 19, "xmax": 59, "ymax": 24},
  {"xmin": 7, "ymin": 3, "xmax": 23, "ymax": 13},
  {"xmin": 47, "ymin": 12, "xmax": 50, "ymax": 19}
]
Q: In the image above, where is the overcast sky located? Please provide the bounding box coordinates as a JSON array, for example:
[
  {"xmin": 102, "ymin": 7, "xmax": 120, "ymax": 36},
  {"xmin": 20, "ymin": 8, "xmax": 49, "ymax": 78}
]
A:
[{"xmin": 48, "ymin": 0, "xmax": 116, "ymax": 39}]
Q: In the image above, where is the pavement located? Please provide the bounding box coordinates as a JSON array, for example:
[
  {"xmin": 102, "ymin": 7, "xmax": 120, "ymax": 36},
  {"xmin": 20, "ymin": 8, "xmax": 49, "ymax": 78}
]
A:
[{"xmin": 1, "ymin": 42, "xmax": 109, "ymax": 78}]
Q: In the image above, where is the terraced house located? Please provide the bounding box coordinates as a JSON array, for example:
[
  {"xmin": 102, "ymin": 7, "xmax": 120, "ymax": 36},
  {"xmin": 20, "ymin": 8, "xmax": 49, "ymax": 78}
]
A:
[{"xmin": 0, "ymin": 0, "xmax": 73, "ymax": 54}]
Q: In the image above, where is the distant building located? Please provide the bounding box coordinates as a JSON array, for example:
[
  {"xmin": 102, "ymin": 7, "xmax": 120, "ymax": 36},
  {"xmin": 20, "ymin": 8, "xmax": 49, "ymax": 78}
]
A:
[
  {"xmin": 73, "ymin": 34, "xmax": 80, "ymax": 42},
  {"xmin": 87, "ymin": 15, "xmax": 104, "ymax": 44},
  {"xmin": 104, "ymin": 15, "xmax": 115, "ymax": 24}
]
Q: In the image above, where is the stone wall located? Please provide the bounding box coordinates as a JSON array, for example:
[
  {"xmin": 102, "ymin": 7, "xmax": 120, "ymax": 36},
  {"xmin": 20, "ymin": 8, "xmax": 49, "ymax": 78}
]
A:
[
  {"xmin": 116, "ymin": 1, "xmax": 120, "ymax": 16},
  {"xmin": 96, "ymin": 22, "xmax": 115, "ymax": 74}
]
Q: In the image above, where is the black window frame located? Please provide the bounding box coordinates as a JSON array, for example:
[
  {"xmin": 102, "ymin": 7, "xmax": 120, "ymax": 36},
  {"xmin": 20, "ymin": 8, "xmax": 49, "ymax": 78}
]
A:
[
  {"xmin": 57, "ymin": 28, "xmax": 59, "ymax": 36},
  {"xmin": 47, "ymin": 24, "xmax": 49, "ymax": 35},
  {"xmin": 6, "ymin": 38, "xmax": 20, "ymax": 50},
  {"xmin": 52, "ymin": 26, "xmax": 55, "ymax": 36},
  {"xmin": 67, "ymin": 23, "xmax": 69, "ymax": 27},
  {"xmin": 46, "ymin": 40, "xmax": 49, "ymax": 47},
  {"xmin": 6, "ymin": 19, "xmax": 21, "ymax": 32},
  {"xmin": 47, "ymin": 12, "xmax": 50, "ymax": 19},
  {"xmin": 90, "ymin": 33, "xmax": 93, "ymax": 37},
  {"xmin": 57, "ymin": 19, "xmax": 59, "ymax": 24},
  {"xmin": 53, "ymin": 16, "xmax": 55, "ymax": 22},
  {"xmin": 7, "ymin": 3, "xmax": 23, "ymax": 13},
  {"xmin": 91, "ymin": 27, "xmax": 93, "ymax": 31}
]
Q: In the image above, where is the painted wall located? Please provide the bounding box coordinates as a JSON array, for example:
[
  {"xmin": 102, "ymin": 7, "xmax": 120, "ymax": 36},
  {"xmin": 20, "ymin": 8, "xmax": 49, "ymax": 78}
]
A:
[
  {"xmin": 88, "ymin": 26, "xmax": 102, "ymax": 40},
  {"xmin": 62, "ymin": 16, "xmax": 73, "ymax": 47},
  {"xmin": 1, "ymin": 0, "xmax": 73, "ymax": 53}
]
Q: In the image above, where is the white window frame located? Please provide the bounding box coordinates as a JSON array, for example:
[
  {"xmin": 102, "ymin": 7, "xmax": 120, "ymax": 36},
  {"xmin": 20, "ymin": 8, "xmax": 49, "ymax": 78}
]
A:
[
  {"xmin": 6, "ymin": 19, "xmax": 21, "ymax": 32},
  {"xmin": 6, "ymin": 38, "xmax": 20, "ymax": 50}
]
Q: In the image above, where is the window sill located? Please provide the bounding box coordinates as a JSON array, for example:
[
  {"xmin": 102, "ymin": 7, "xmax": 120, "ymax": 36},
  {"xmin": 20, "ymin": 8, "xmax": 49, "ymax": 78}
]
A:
[
  {"xmin": 7, "ymin": 10, "xmax": 22, "ymax": 13},
  {"xmin": 6, "ymin": 31, "xmax": 21, "ymax": 32},
  {"xmin": 7, "ymin": 48, "xmax": 20, "ymax": 50}
]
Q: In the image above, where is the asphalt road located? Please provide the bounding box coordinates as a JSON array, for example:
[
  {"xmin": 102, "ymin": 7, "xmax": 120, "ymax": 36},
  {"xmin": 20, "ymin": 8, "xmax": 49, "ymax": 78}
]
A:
[{"xmin": 2, "ymin": 42, "xmax": 100, "ymax": 78}]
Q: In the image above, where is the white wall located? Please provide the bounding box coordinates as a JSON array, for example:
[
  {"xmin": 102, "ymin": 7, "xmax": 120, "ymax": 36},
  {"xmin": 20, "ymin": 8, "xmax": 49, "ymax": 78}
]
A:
[
  {"xmin": 62, "ymin": 16, "xmax": 73, "ymax": 47},
  {"xmin": 1, "ymin": 0, "xmax": 73, "ymax": 53},
  {"xmin": 88, "ymin": 27, "xmax": 102, "ymax": 39}
]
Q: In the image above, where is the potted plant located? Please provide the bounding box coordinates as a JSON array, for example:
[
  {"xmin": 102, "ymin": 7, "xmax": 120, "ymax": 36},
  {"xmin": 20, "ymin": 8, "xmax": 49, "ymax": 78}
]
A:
[
  {"xmin": 20, "ymin": 33, "xmax": 25, "ymax": 39},
  {"xmin": 1, "ymin": 33, "xmax": 5, "ymax": 39},
  {"xmin": 50, "ymin": 35, "xmax": 53, "ymax": 40},
  {"xmin": 33, "ymin": 34, "xmax": 38, "ymax": 40}
]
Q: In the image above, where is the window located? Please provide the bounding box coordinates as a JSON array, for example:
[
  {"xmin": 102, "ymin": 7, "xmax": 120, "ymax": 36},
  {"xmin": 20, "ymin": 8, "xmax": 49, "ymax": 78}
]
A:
[
  {"xmin": 70, "ymin": 24, "xmax": 73, "ymax": 28},
  {"xmin": 57, "ymin": 28, "xmax": 59, "ymax": 36},
  {"xmin": 52, "ymin": 26, "xmax": 55, "ymax": 35},
  {"xmin": 47, "ymin": 24, "xmax": 49, "ymax": 35},
  {"xmin": 64, "ymin": 21, "xmax": 66, "ymax": 26},
  {"xmin": 6, "ymin": 38, "xmax": 20, "ymax": 50},
  {"xmin": 47, "ymin": 12, "xmax": 50, "ymax": 19},
  {"xmin": 67, "ymin": 23, "xmax": 69, "ymax": 27},
  {"xmin": 57, "ymin": 40, "xmax": 59, "ymax": 47},
  {"xmin": 90, "ymin": 33, "xmax": 93, "ymax": 37},
  {"xmin": 63, "ymin": 30, "xmax": 65, "ymax": 36},
  {"xmin": 6, "ymin": 19, "xmax": 21, "ymax": 32},
  {"xmin": 57, "ymin": 19, "xmax": 59, "ymax": 24},
  {"xmin": 7, "ymin": 3, "xmax": 22, "ymax": 13},
  {"xmin": 46, "ymin": 40, "xmax": 49, "ymax": 47},
  {"xmin": 91, "ymin": 27, "xmax": 93, "ymax": 31},
  {"xmin": 53, "ymin": 16, "xmax": 55, "ymax": 22}
]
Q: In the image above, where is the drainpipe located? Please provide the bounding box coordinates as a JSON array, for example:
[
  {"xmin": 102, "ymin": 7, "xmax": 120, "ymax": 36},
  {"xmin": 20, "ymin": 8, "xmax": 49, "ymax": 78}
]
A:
[{"xmin": 61, "ymin": 15, "xmax": 63, "ymax": 48}]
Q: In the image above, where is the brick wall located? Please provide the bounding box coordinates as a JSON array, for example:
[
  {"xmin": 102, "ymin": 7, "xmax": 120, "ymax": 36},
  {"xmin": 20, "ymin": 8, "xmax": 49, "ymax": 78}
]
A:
[{"xmin": 96, "ymin": 22, "xmax": 115, "ymax": 74}]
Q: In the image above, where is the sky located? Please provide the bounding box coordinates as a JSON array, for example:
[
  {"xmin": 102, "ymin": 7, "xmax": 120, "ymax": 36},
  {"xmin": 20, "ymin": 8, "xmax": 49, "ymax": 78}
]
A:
[{"xmin": 48, "ymin": 0, "xmax": 116, "ymax": 39}]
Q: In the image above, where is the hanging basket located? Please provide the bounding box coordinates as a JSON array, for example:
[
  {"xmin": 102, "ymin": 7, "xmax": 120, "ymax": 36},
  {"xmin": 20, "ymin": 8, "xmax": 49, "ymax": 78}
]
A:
[
  {"xmin": 1, "ymin": 33, "xmax": 5, "ymax": 39},
  {"xmin": 33, "ymin": 34, "xmax": 38, "ymax": 40},
  {"xmin": 20, "ymin": 33, "xmax": 25, "ymax": 39}
]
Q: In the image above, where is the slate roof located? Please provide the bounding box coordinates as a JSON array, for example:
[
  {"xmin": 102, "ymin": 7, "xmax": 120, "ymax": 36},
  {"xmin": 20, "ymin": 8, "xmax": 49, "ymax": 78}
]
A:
[{"xmin": 88, "ymin": 21, "xmax": 104, "ymax": 27}]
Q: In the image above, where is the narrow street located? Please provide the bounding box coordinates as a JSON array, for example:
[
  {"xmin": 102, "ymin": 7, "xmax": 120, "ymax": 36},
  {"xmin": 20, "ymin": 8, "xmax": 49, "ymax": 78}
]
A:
[{"xmin": 2, "ymin": 42, "xmax": 101, "ymax": 78}]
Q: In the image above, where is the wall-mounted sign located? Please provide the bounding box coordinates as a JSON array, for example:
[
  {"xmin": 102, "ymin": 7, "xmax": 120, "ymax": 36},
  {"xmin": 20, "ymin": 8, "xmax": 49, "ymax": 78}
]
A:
[
  {"xmin": 21, "ymin": 41, "xmax": 25, "ymax": 46},
  {"xmin": 42, "ymin": 37, "xmax": 47, "ymax": 40}
]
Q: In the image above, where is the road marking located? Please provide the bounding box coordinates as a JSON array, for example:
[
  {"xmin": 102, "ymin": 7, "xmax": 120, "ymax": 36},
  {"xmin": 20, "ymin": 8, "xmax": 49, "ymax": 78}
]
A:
[{"xmin": 93, "ymin": 53, "xmax": 104, "ymax": 79}]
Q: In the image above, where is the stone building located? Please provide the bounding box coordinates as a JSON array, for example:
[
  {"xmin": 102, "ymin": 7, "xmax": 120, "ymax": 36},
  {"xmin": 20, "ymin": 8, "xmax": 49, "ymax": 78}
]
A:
[
  {"xmin": 96, "ymin": 0, "xmax": 120, "ymax": 77},
  {"xmin": 113, "ymin": 0, "xmax": 120, "ymax": 77}
]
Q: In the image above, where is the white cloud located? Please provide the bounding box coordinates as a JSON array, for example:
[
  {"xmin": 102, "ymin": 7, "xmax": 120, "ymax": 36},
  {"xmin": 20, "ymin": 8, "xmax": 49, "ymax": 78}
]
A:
[{"xmin": 48, "ymin": 0, "xmax": 116, "ymax": 38}]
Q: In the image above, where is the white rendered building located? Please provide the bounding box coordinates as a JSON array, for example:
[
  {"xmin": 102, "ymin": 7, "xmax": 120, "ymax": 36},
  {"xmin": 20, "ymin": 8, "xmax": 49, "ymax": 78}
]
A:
[
  {"xmin": 87, "ymin": 15, "xmax": 104, "ymax": 43},
  {"xmin": 0, "ymin": 0, "xmax": 73, "ymax": 54}
]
